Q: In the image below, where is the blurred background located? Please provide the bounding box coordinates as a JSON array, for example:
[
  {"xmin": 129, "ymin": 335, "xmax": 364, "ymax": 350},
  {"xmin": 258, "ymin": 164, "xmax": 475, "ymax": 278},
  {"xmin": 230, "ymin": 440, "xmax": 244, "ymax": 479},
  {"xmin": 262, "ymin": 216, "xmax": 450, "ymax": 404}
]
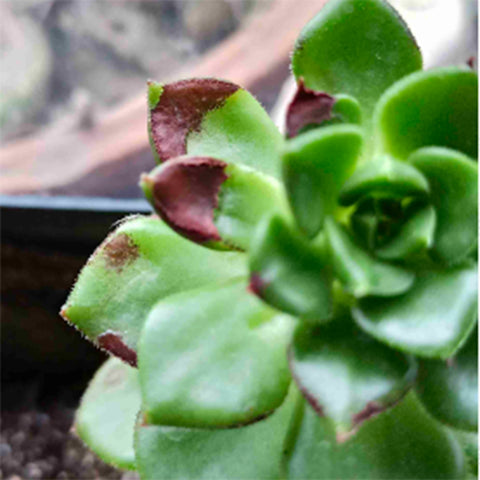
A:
[
  {"xmin": 0, "ymin": 1, "xmax": 477, "ymax": 478},
  {"xmin": 1, "ymin": 0, "xmax": 476, "ymax": 198}
]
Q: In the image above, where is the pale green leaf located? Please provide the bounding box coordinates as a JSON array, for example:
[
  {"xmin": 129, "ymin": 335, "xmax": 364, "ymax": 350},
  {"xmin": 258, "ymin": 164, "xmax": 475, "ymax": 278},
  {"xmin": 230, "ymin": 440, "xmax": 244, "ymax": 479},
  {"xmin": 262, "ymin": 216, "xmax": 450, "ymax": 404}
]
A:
[{"xmin": 138, "ymin": 280, "xmax": 293, "ymax": 428}]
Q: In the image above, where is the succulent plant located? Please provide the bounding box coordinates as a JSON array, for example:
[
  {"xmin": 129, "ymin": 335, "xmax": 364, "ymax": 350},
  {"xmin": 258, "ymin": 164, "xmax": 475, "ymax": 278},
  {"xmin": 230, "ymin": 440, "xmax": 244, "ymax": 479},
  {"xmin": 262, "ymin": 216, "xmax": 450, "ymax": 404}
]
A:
[{"xmin": 61, "ymin": 0, "xmax": 478, "ymax": 478}]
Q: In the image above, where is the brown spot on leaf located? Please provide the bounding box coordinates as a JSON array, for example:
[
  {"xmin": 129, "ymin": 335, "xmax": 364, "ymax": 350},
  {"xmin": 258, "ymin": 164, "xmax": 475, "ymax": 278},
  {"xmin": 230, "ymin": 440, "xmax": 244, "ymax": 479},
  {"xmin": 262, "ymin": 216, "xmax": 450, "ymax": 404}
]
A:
[
  {"xmin": 150, "ymin": 79, "xmax": 239, "ymax": 161},
  {"xmin": 286, "ymin": 80, "xmax": 335, "ymax": 138},
  {"xmin": 146, "ymin": 156, "xmax": 228, "ymax": 244},
  {"xmin": 98, "ymin": 332, "xmax": 137, "ymax": 367},
  {"xmin": 103, "ymin": 233, "xmax": 139, "ymax": 271}
]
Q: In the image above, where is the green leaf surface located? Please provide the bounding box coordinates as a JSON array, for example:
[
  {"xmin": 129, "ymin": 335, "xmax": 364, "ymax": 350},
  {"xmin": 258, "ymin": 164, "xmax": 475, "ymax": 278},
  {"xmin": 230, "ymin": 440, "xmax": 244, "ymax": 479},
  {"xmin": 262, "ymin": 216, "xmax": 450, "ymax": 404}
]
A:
[
  {"xmin": 135, "ymin": 388, "xmax": 297, "ymax": 480},
  {"xmin": 75, "ymin": 357, "xmax": 141, "ymax": 470},
  {"xmin": 375, "ymin": 68, "xmax": 478, "ymax": 159},
  {"xmin": 285, "ymin": 393, "xmax": 466, "ymax": 479},
  {"xmin": 375, "ymin": 204, "xmax": 436, "ymax": 260},
  {"xmin": 409, "ymin": 147, "xmax": 478, "ymax": 265},
  {"xmin": 61, "ymin": 216, "xmax": 246, "ymax": 362},
  {"xmin": 353, "ymin": 266, "xmax": 478, "ymax": 359},
  {"xmin": 291, "ymin": 0, "xmax": 421, "ymax": 117},
  {"xmin": 214, "ymin": 163, "xmax": 288, "ymax": 250},
  {"xmin": 452, "ymin": 429, "xmax": 478, "ymax": 477},
  {"xmin": 283, "ymin": 125, "xmax": 363, "ymax": 237},
  {"xmin": 416, "ymin": 328, "xmax": 478, "ymax": 431},
  {"xmin": 325, "ymin": 217, "xmax": 414, "ymax": 297},
  {"xmin": 187, "ymin": 89, "xmax": 284, "ymax": 179},
  {"xmin": 290, "ymin": 320, "xmax": 416, "ymax": 434},
  {"xmin": 138, "ymin": 279, "xmax": 293, "ymax": 428},
  {"xmin": 332, "ymin": 94, "xmax": 362, "ymax": 126},
  {"xmin": 249, "ymin": 215, "xmax": 332, "ymax": 322},
  {"xmin": 339, "ymin": 155, "xmax": 429, "ymax": 206}
]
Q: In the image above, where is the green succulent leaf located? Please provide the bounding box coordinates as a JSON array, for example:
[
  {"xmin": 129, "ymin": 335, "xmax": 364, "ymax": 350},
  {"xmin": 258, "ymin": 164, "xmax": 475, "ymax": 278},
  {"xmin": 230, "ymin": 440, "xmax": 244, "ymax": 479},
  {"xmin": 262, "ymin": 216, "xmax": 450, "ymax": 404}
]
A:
[
  {"xmin": 289, "ymin": 320, "xmax": 416, "ymax": 435},
  {"xmin": 138, "ymin": 279, "xmax": 293, "ymax": 428},
  {"xmin": 187, "ymin": 89, "xmax": 284, "ymax": 178},
  {"xmin": 416, "ymin": 328, "xmax": 478, "ymax": 432},
  {"xmin": 283, "ymin": 125, "xmax": 363, "ymax": 237},
  {"xmin": 349, "ymin": 198, "xmax": 383, "ymax": 251},
  {"xmin": 249, "ymin": 214, "xmax": 333, "ymax": 322},
  {"xmin": 75, "ymin": 357, "xmax": 140, "ymax": 470},
  {"xmin": 325, "ymin": 217, "xmax": 415, "ymax": 298},
  {"xmin": 338, "ymin": 155, "xmax": 429, "ymax": 206},
  {"xmin": 214, "ymin": 164, "xmax": 288, "ymax": 250},
  {"xmin": 135, "ymin": 387, "xmax": 297, "ymax": 480},
  {"xmin": 409, "ymin": 147, "xmax": 478, "ymax": 266},
  {"xmin": 148, "ymin": 79, "xmax": 284, "ymax": 178},
  {"xmin": 141, "ymin": 157, "xmax": 287, "ymax": 250},
  {"xmin": 375, "ymin": 204, "xmax": 436, "ymax": 260},
  {"xmin": 61, "ymin": 216, "xmax": 245, "ymax": 363},
  {"xmin": 353, "ymin": 266, "xmax": 478, "ymax": 359},
  {"xmin": 375, "ymin": 68, "xmax": 478, "ymax": 159},
  {"xmin": 452, "ymin": 429, "xmax": 478, "ymax": 477},
  {"xmin": 291, "ymin": 0, "xmax": 422, "ymax": 118},
  {"xmin": 333, "ymin": 94, "xmax": 362, "ymax": 126},
  {"xmin": 285, "ymin": 393, "xmax": 466, "ymax": 479}
]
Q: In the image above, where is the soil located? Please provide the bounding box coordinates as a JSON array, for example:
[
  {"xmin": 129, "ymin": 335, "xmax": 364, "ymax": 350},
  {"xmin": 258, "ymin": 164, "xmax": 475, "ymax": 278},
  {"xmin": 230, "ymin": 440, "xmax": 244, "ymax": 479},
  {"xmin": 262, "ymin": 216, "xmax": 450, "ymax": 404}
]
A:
[{"xmin": 1, "ymin": 371, "xmax": 137, "ymax": 480}]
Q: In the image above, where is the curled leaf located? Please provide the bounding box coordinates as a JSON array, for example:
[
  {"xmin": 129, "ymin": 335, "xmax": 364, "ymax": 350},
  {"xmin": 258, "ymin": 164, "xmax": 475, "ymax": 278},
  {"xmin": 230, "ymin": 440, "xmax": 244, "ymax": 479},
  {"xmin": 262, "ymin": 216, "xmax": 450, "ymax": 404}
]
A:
[
  {"xmin": 325, "ymin": 217, "xmax": 414, "ymax": 298},
  {"xmin": 289, "ymin": 320, "xmax": 416, "ymax": 435},
  {"xmin": 283, "ymin": 125, "xmax": 363, "ymax": 237},
  {"xmin": 375, "ymin": 68, "xmax": 478, "ymax": 159},
  {"xmin": 409, "ymin": 147, "xmax": 478, "ymax": 266},
  {"xmin": 375, "ymin": 204, "xmax": 436, "ymax": 260},
  {"xmin": 353, "ymin": 266, "xmax": 478, "ymax": 359},
  {"xmin": 339, "ymin": 155, "xmax": 429, "ymax": 206},
  {"xmin": 249, "ymin": 215, "xmax": 332, "ymax": 322}
]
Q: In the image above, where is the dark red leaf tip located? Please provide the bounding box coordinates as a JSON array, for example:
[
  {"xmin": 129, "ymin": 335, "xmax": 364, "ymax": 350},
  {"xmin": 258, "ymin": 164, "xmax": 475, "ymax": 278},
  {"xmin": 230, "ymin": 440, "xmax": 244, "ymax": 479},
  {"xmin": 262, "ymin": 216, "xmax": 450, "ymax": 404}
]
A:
[
  {"xmin": 148, "ymin": 156, "xmax": 229, "ymax": 244},
  {"xmin": 60, "ymin": 306, "xmax": 70, "ymax": 322},
  {"xmin": 97, "ymin": 331, "xmax": 138, "ymax": 367},
  {"xmin": 287, "ymin": 347, "xmax": 326, "ymax": 418},
  {"xmin": 286, "ymin": 79, "xmax": 335, "ymax": 138},
  {"xmin": 248, "ymin": 274, "xmax": 269, "ymax": 297},
  {"xmin": 150, "ymin": 79, "xmax": 239, "ymax": 161},
  {"xmin": 351, "ymin": 401, "xmax": 384, "ymax": 427}
]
